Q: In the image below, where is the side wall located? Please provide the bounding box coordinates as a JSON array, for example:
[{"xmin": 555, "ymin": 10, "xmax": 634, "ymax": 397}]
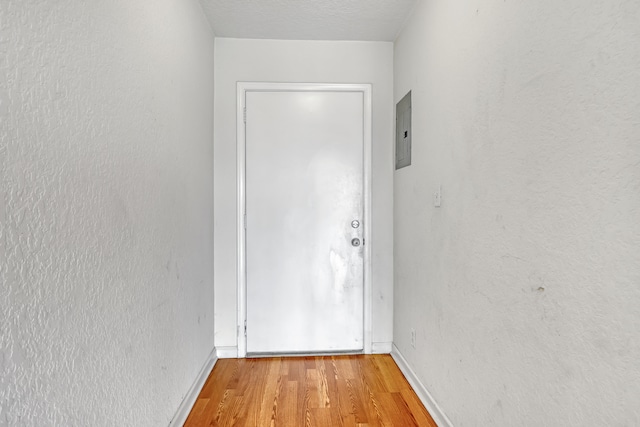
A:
[
  {"xmin": 1, "ymin": 1, "xmax": 215, "ymax": 425},
  {"xmin": 393, "ymin": 0, "xmax": 640, "ymax": 425},
  {"xmin": 214, "ymin": 38, "xmax": 394, "ymax": 354}
]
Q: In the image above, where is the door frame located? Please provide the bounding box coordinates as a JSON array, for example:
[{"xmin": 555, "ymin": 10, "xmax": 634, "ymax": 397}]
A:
[{"xmin": 236, "ymin": 82, "xmax": 373, "ymax": 357}]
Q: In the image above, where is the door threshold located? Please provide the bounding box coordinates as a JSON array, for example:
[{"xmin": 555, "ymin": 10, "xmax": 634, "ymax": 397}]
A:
[{"xmin": 246, "ymin": 349, "xmax": 364, "ymax": 359}]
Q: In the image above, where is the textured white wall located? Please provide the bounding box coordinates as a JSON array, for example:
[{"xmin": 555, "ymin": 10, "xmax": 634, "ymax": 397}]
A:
[
  {"xmin": 1, "ymin": 1, "xmax": 215, "ymax": 425},
  {"xmin": 214, "ymin": 38, "xmax": 394, "ymax": 352},
  {"xmin": 394, "ymin": 0, "xmax": 640, "ymax": 425}
]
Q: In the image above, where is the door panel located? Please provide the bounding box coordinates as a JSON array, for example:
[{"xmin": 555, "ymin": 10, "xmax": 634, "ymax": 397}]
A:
[{"xmin": 246, "ymin": 90, "xmax": 364, "ymax": 354}]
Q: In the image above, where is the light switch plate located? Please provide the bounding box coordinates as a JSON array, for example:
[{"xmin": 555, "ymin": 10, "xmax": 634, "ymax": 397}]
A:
[{"xmin": 434, "ymin": 185, "xmax": 441, "ymax": 207}]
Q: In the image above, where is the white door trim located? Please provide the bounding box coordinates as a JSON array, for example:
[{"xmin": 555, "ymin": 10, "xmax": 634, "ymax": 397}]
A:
[{"xmin": 236, "ymin": 82, "xmax": 373, "ymax": 358}]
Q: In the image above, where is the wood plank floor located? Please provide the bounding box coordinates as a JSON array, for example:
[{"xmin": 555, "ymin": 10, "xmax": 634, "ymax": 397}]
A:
[{"xmin": 184, "ymin": 354, "xmax": 437, "ymax": 427}]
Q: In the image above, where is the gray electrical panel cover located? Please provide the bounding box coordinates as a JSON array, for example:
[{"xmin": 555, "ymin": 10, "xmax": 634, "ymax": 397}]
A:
[{"xmin": 395, "ymin": 91, "xmax": 411, "ymax": 169}]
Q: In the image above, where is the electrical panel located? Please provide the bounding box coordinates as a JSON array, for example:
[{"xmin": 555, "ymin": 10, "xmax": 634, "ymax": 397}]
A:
[{"xmin": 395, "ymin": 91, "xmax": 412, "ymax": 170}]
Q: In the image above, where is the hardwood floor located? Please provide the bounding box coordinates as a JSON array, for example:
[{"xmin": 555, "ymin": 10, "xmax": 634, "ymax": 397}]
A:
[{"xmin": 184, "ymin": 354, "xmax": 437, "ymax": 427}]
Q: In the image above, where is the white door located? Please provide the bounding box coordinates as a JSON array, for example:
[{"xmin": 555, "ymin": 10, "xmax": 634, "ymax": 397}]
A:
[{"xmin": 244, "ymin": 87, "xmax": 366, "ymax": 354}]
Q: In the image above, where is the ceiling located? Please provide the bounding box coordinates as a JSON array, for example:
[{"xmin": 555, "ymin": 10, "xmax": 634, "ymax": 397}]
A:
[{"xmin": 198, "ymin": 0, "xmax": 418, "ymax": 41}]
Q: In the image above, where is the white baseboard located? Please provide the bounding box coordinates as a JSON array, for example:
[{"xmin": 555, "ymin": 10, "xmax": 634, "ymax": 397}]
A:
[
  {"xmin": 371, "ymin": 341, "xmax": 392, "ymax": 354},
  {"xmin": 391, "ymin": 344, "xmax": 453, "ymax": 427},
  {"xmin": 216, "ymin": 346, "xmax": 238, "ymax": 359},
  {"xmin": 169, "ymin": 347, "xmax": 218, "ymax": 427}
]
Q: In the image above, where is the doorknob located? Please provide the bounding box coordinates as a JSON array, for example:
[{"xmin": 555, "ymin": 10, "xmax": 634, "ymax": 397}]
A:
[{"xmin": 351, "ymin": 238, "xmax": 361, "ymax": 247}]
